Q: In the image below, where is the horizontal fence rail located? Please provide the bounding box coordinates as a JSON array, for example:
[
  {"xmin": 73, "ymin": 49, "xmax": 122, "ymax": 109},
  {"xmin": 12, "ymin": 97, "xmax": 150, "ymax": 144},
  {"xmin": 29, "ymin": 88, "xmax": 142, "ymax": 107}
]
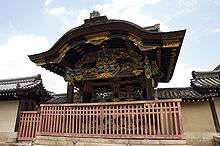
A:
[{"xmin": 18, "ymin": 99, "xmax": 183, "ymax": 140}]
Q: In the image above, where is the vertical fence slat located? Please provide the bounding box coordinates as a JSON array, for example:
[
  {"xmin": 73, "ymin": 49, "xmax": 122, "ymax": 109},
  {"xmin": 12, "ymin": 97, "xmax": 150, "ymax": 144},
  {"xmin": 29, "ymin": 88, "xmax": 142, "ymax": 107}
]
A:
[
  {"xmin": 136, "ymin": 105, "xmax": 139, "ymax": 135},
  {"xmin": 75, "ymin": 106, "xmax": 79, "ymax": 134},
  {"xmin": 148, "ymin": 105, "xmax": 152, "ymax": 135},
  {"xmin": 177, "ymin": 101, "xmax": 183, "ymax": 136},
  {"xmin": 173, "ymin": 102, "xmax": 178, "ymax": 135},
  {"xmin": 156, "ymin": 102, "xmax": 161, "ymax": 135},
  {"xmin": 169, "ymin": 102, "xmax": 174, "ymax": 136},
  {"xmin": 115, "ymin": 105, "xmax": 119, "ymax": 134},
  {"xmin": 128, "ymin": 105, "xmax": 131, "ymax": 135},
  {"xmin": 165, "ymin": 102, "xmax": 169, "ymax": 135},
  {"xmin": 120, "ymin": 105, "xmax": 124, "ymax": 134},
  {"xmin": 112, "ymin": 106, "xmax": 115, "ymax": 135},
  {"xmin": 140, "ymin": 105, "xmax": 143, "ymax": 135},
  {"xmin": 160, "ymin": 102, "xmax": 164, "ymax": 135},
  {"xmin": 124, "ymin": 105, "xmax": 127, "ymax": 135}
]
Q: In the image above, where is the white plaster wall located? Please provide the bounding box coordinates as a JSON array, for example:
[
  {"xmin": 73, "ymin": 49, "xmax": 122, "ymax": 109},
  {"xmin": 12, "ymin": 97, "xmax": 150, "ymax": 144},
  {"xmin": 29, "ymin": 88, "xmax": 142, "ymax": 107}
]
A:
[
  {"xmin": 182, "ymin": 101, "xmax": 215, "ymax": 133},
  {"xmin": 0, "ymin": 100, "xmax": 19, "ymax": 132},
  {"xmin": 215, "ymin": 97, "xmax": 220, "ymax": 125}
]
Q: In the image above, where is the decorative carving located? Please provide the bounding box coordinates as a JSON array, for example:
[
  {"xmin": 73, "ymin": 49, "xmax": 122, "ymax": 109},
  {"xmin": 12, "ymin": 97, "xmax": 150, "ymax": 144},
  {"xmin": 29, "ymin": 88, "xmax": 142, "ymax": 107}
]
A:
[
  {"xmin": 74, "ymin": 75, "xmax": 83, "ymax": 81},
  {"xmin": 128, "ymin": 33, "xmax": 144, "ymax": 50},
  {"xmin": 53, "ymin": 43, "xmax": 70, "ymax": 63},
  {"xmin": 35, "ymin": 57, "xmax": 46, "ymax": 66},
  {"xmin": 90, "ymin": 10, "xmax": 100, "ymax": 18},
  {"xmin": 98, "ymin": 72, "xmax": 113, "ymax": 78},
  {"xmin": 163, "ymin": 39, "xmax": 180, "ymax": 48},
  {"xmin": 132, "ymin": 70, "xmax": 143, "ymax": 76},
  {"xmin": 73, "ymin": 48, "xmax": 144, "ymax": 80},
  {"xmin": 142, "ymin": 45, "xmax": 159, "ymax": 51},
  {"xmin": 85, "ymin": 32, "xmax": 110, "ymax": 45},
  {"xmin": 143, "ymin": 57, "xmax": 152, "ymax": 79},
  {"xmin": 64, "ymin": 69, "xmax": 74, "ymax": 82}
]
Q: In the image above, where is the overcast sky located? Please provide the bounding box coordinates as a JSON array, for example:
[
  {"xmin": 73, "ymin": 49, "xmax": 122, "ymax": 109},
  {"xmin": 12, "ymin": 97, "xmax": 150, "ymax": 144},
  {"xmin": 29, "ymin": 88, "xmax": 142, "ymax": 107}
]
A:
[{"xmin": 0, "ymin": 0, "xmax": 219, "ymax": 93}]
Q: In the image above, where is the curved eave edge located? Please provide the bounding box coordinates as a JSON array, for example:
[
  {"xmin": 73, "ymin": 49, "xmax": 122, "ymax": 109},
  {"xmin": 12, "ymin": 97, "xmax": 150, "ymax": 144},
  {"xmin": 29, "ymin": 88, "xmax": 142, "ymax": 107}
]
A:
[
  {"xmin": 160, "ymin": 30, "xmax": 186, "ymax": 83},
  {"xmin": 28, "ymin": 29, "xmax": 186, "ymax": 65}
]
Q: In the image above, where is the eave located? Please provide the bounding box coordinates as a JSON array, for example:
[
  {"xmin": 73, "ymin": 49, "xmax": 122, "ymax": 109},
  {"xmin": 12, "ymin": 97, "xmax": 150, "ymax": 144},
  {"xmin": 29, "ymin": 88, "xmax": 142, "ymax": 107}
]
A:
[{"xmin": 29, "ymin": 17, "xmax": 186, "ymax": 83}]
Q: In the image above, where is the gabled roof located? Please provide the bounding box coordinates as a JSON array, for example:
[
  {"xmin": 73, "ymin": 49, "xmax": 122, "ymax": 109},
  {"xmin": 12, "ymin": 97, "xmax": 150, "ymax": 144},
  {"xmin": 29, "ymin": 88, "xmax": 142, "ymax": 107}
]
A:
[{"xmin": 0, "ymin": 75, "xmax": 52, "ymax": 100}]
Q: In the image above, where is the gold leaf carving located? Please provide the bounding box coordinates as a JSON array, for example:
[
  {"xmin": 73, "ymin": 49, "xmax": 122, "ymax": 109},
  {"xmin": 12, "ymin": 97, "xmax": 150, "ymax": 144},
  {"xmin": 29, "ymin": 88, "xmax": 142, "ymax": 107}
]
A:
[
  {"xmin": 52, "ymin": 43, "xmax": 70, "ymax": 63},
  {"xmin": 74, "ymin": 75, "xmax": 83, "ymax": 81},
  {"xmin": 98, "ymin": 72, "xmax": 113, "ymax": 78},
  {"xmin": 85, "ymin": 32, "xmax": 110, "ymax": 45},
  {"xmin": 132, "ymin": 70, "xmax": 143, "ymax": 76},
  {"xmin": 128, "ymin": 33, "xmax": 144, "ymax": 50},
  {"xmin": 163, "ymin": 39, "xmax": 180, "ymax": 48},
  {"xmin": 142, "ymin": 45, "xmax": 159, "ymax": 51}
]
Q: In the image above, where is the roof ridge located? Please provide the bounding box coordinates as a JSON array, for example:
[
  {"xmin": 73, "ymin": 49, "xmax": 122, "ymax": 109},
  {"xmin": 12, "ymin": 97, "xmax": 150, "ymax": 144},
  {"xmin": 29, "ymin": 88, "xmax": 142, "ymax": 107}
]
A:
[
  {"xmin": 0, "ymin": 74, "xmax": 41, "ymax": 84},
  {"xmin": 192, "ymin": 70, "xmax": 220, "ymax": 79},
  {"xmin": 157, "ymin": 87, "xmax": 191, "ymax": 90},
  {"xmin": 54, "ymin": 93, "xmax": 67, "ymax": 95},
  {"xmin": 214, "ymin": 64, "xmax": 220, "ymax": 71}
]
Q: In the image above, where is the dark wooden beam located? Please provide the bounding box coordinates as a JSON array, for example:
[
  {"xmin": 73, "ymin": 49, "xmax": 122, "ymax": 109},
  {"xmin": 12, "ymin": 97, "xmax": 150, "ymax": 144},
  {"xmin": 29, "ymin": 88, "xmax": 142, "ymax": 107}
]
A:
[
  {"xmin": 14, "ymin": 99, "xmax": 22, "ymax": 132},
  {"xmin": 145, "ymin": 78, "xmax": 154, "ymax": 100},
  {"xmin": 66, "ymin": 82, "xmax": 74, "ymax": 103}
]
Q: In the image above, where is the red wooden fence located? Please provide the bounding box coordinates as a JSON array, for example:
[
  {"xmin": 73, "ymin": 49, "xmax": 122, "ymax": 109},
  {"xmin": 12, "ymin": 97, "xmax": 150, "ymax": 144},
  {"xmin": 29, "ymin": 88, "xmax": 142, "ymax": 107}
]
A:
[
  {"xmin": 17, "ymin": 99, "xmax": 183, "ymax": 140},
  {"xmin": 17, "ymin": 111, "xmax": 40, "ymax": 140}
]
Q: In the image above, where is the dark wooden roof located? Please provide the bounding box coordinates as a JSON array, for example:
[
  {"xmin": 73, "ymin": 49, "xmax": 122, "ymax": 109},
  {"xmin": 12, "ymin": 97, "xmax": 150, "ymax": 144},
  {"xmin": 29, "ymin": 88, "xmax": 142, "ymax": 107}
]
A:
[
  {"xmin": 46, "ymin": 93, "xmax": 67, "ymax": 104},
  {"xmin": 191, "ymin": 70, "xmax": 220, "ymax": 88},
  {"xmin": 0, "ymin": 75, "xmax": 51, "ymax": 100},
  {"xmin": 157, "ymin": 65, "xmax": 220, "ymax": 101},
  {"xmin": 29, "ymin": 16, "xmax": 186, "ymax": 83},
  {"xmin": 157, "ymin": 87, "xmax": 217, "ymax": 101},
  {"xmin": 214, "ymin": 65, "xmax": 220, "ymax": 71}
]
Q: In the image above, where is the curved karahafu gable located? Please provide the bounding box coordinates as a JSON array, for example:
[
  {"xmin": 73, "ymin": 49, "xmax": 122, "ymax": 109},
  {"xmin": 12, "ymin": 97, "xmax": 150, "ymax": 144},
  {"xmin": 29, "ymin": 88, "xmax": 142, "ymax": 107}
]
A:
[{"xmin": 29, "ymin": 15, "xmax": 186, "ymax": 83}]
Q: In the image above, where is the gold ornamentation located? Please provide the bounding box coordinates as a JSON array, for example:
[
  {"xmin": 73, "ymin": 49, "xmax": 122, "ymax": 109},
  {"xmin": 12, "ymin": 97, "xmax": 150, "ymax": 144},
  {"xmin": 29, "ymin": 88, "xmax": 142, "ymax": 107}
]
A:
[
  {"xmin": 162, "ymin": 39, "xmax": 180, "ymax": 48},
  {"xmin": 144, "ymin": 57, "xmax": 152, "ymax": 79},
  {"xmin": 142, "ymin": 45, "xmax": 159, "ymax": 51},
  {"xmin": 132, "ymin": 70, "xmax": 143, "ymax": 76},
  {"xmin": 98, "ymin": 72, "xmax": 113, "ymax": 78},
  {"xmin": 74, "ymin": 48, "xmax": 144, "ymax": 81},
  {"xmin": 85, "ymin": 32, "xmax": 110, "ymax": 45},
  {"xmin": 52, "ymin": 43, "xmax": 71, "ymax": 63},
  {"xmin": 128, "ymin": 33, "xmax": 144, "ymax": 50},
  {"xmin": 74, "ymin": 75, "xmax": 83, "ymax": 81},
  {"xmin": 35, "ymin": 58, "xmax": 46, "ymax": 66}
]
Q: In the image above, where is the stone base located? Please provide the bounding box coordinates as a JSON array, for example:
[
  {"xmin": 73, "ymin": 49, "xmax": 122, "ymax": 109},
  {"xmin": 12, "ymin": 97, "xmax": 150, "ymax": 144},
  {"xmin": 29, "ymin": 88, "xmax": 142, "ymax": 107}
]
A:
[
  {"xmin": 0, "ymin": 132, "xmax": 17, "ymax": 143},
  {"xmin": 33, "ymin": 136, "xmax": 188, "ymax": 146},
  {"xmin": 183, "ymin": 132, "xmax": 219, "ymax": 146}
]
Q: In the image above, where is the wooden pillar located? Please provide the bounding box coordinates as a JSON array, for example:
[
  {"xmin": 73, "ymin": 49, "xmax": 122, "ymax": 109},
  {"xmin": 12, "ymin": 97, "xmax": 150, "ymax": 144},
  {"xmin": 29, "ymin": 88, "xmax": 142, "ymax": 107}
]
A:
[
  {"xmin": 141, "ymin": 77, "xmax": 154, "ymax": 100},
  {"xmin": 83, "ymin": 82, "xmax": 93, "ymax": 102},
  {"xmin": 143, "ymin": 57, "xmax": 154, "ymax": 100},
  {"xmin": 209, "ymin": 97, "xmax": 220, "ymax": 132},
  {"xmin": 112, "ymin": 83, "xmax": 120, "ymax": 99},
  {"xmin": 66, "ymin": 82, "xmax": 74, "ymax": 103},
  {"xmin": 145, "ymin": 78, "xmax": 154, "ymax": 100}
]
